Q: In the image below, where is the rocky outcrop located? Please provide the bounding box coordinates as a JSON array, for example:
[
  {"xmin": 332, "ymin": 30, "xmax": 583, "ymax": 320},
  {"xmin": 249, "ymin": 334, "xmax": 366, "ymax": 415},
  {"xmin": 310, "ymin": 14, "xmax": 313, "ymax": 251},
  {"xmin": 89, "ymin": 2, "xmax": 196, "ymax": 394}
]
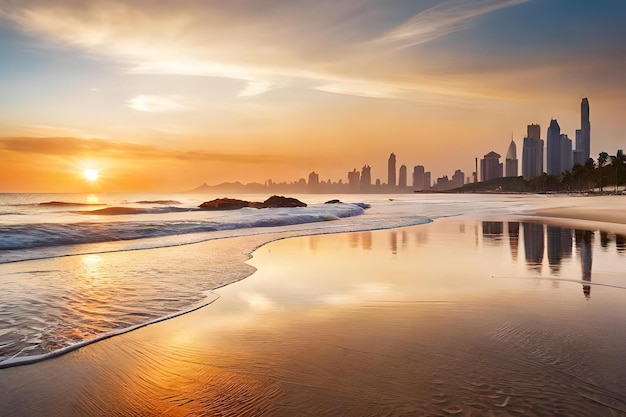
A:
[
  {"xmin": 199, "ymin": 198, "xmax": 252, "ymax": 210},
  {"xmin": 199, "ymin": 195, "xmax": 307, "ymax": 210},
  {"xmin": 262, "ymin": 195, "xmax": 307, "ymax": 208},
  {"xmin": 324, "ymin": 199, "xmax": 342, "ymax": 204}
]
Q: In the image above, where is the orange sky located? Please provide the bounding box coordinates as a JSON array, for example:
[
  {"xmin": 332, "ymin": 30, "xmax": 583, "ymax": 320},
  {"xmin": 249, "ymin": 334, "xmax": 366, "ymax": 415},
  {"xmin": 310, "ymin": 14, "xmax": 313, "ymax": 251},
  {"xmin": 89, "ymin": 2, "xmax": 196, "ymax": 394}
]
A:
[{"xmin": 1, "ymin": 0, "xmax": 625, "ymax": 192}]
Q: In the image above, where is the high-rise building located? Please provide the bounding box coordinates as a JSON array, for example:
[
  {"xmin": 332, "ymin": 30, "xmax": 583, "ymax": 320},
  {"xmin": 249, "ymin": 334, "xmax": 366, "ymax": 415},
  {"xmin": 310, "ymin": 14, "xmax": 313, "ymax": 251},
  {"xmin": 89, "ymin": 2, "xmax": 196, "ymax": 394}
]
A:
[
  {"xmin": 398, "ymin": 165, "xmax": 407, "ymax": 188},
  {"xmin": 522, "ymin": 124, "xmax": 544, "ymax": 179},
  {"xmin": 505, "ymin": 140, "xmax": 518, "ymax": 177},
  {"xmin": 560, "ymin": 134, "xmax": 573, "ymax": 173},
  {"xmin": 308, "ymin": 171, "xmax": 319, "ymax": 187},
  {"xmin": 424, "ymin": 172, "xmax": 431, "ymax": 190},
  {"xmin": 573, "ymin": 129, "xmax": 585, "ymax": 166},
  {"xmin": 387, "ymin": 153, "xmax": 396, "ymax": 188},
  {"xmin": 347, "ymin": 169, "xmax": 360, "ymax": 192},
  {"xmin": 581, "ymin": 98, "xmax": 591, "ymax": 162},
  {"xmin": 547, "ymin": 119, "xmax": 561, "ymax": 176},
  {"xmin": 452, "ymin": 169, "xmax": 465, "ymax": 189},
  {"xmin": 412, "ymin": 165, "xmax": 425, "ymax": 191},
  {"xmin": 360, "ymin": 164, "xmax": 371, "ymax": 192},
  {"xmin": 527, "ymin": 124, "xmax": 541, "ymax": 141},
  {"xmin": 480, "ymin": 151, "xmax": 503, "ymax": 182}
]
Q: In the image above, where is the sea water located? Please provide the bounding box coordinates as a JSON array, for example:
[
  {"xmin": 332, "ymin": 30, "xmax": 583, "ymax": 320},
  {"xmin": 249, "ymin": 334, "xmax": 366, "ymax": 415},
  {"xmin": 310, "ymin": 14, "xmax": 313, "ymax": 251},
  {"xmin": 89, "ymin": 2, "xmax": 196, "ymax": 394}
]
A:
[{"xmin": 0, "ymin": 192, "xmax": 573, "ymax": 366}]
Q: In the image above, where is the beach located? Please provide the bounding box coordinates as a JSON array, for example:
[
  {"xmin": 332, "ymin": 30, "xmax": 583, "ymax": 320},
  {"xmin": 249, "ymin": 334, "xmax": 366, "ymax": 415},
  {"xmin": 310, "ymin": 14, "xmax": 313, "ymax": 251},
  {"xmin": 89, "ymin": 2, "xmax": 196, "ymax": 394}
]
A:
[{"xmin": 1, "ymin": 195, "xmax": 626, "ymax": 416}]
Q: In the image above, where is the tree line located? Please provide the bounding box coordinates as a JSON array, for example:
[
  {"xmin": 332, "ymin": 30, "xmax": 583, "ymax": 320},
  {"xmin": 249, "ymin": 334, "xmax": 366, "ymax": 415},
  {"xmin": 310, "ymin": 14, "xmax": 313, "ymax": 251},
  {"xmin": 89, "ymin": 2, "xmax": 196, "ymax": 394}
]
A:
[{"xmin": 529, "ymin": 149, "xmax": 626, "ymax": 193}]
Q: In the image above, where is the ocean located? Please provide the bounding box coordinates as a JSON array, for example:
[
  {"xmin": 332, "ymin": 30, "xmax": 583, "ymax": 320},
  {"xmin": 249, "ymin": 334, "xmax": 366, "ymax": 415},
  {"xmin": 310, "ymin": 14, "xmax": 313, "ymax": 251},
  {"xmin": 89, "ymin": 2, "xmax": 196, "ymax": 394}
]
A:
[{"xmin": 0, "ymin": 192, "xmax": 548, "ymax": 367}]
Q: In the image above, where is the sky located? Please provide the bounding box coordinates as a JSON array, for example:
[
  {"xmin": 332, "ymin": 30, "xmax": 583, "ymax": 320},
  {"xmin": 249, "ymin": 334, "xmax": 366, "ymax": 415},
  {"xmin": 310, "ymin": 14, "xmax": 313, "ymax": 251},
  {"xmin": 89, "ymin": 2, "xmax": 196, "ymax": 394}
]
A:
[{"xmin": 1, "ymin": 0, "xmax": 626, "ymax": 192}]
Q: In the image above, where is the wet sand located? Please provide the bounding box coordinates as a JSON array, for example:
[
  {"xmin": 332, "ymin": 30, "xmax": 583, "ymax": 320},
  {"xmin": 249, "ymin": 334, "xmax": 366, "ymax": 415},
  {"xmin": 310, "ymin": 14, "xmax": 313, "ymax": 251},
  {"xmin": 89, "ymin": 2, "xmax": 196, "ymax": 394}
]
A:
[{"xmin": 1, "ymin": 215, "xmax": 626, "ymax": 416}]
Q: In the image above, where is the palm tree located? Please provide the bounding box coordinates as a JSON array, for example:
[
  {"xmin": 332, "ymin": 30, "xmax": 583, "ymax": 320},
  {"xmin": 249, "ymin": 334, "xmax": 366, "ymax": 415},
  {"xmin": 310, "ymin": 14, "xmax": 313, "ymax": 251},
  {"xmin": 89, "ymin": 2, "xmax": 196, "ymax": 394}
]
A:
[
  {"xmin": 598, "ymin": 152, "xmax": 609, "ymax": 192},
  {"xmin": 611, "ymin": 149, "xmax": 626, "ymax": 192}
]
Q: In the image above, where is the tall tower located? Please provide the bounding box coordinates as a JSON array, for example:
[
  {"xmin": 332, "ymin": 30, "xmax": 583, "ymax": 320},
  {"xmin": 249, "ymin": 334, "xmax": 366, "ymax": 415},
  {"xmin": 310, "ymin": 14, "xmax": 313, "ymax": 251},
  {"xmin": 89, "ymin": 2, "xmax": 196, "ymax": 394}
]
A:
[
  {"xmin": 547, "ymin": 119, "xmax": 561, "ymax": 176},
  {"xmin": 398, "ymin": 165, "xmax": 407, "ymax": 188},
  {"xmin": 505, "ymin": 139, "xmax": 518, "ymax": 177},
  {"xmin": 581, "ymin": 98, "xmax": 590, "ymax": 162},
  {"xmin": 387, "ymin": 153, "xmax": 396, "ymax": 188},
  {"xmin": 360, "ymin": 164, "xmax": 371, "ymax": 192}
]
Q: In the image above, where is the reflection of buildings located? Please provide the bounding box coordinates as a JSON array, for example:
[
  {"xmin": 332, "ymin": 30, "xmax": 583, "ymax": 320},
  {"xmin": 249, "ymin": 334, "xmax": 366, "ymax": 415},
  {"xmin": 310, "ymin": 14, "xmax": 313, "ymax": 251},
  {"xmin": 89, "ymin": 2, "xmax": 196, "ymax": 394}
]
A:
[
  {"xmin": 547, "ymin": 226, "xmax": 573, "ymax": 274},
  {"xmin": 361, "ymin": 232, "xmax": 372, "ymax": 251},
  {"xmin": 616, "ymin": 234, "xmax": 626, "ymax": 253},
  {"xmin": 390, "ymin": 231, "xmax": 398, "ymax": 254},
  {"xmin": 482, "ymin": 222, "xmax": 503, "ymax": 245},
  {"xmin": 508, "ymin": 222, "xmax": 519, "ymax": 261},
  {"xmin": 523, "ymin": 223, "xmax": 544, "ymax": 273},
  {"xmin": 575, "ymin": 230, "xmax": 594, "ymax": 299}
]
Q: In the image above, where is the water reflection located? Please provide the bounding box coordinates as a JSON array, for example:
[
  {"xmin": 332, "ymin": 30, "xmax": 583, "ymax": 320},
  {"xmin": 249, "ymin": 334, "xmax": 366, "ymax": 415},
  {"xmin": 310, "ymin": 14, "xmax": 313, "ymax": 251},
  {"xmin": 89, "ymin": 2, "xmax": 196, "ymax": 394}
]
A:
[
  {"xmin": 575, "ymin": 230, "xmax": 594, "ymax": 299},
  {"xmin": 482, "ymin": 221, "xmax": 503, "ymax": 245},
  {"xmin": 547, "ymin": 226, "xmax": 573, "ymax": 274},
  {"xmin": 508, "ymin": 222, "xmax": 519, "ymax": 261},
  {"xmin": 522, "ymin": 223, "xmax": 544, "ymax": 273}
]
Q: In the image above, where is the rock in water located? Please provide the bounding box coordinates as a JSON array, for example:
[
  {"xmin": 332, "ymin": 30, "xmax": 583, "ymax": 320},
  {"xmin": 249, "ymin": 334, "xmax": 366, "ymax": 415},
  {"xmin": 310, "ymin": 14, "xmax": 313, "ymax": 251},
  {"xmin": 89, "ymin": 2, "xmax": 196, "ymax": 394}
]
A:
[
  {"xmin": 198, "ymin": 196, "xmax": 307, "ymax": 210},
  {"xmin": 263, "ymin": 195, "xmax": 307, "ymax": 208},
  {"xmin": 198, "ymin": 198, "xmax": 251, "ymax": 210}
]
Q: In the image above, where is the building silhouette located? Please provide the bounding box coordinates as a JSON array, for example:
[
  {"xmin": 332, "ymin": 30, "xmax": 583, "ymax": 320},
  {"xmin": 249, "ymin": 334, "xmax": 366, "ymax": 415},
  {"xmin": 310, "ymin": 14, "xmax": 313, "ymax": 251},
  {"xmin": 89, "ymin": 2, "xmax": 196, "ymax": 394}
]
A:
[
  {"xmin": 308, "ymin": 171, "xmax": 319, "ymax": 192},
  {"xmin": 413, "ymin": 165, "xmax": 425, "ymax": 191},
  {"xmin": 451, "ymin": 169, "xmax": 465, "ymax": 189},
  {"xmin": 348, "ymin": 168, "xmax": 360, "ymax": 192},
  {"xmin": 480, "ymin": 151, "xmax": 503, "ymax": 182},
  {"xmin": 573, "ymin": 129, "xmax": 585, "ymax": 166},
  {"xmin": 399, "ymin": 164, "xmax": 407, "ymax": 188},
  {"xmin": 580, "ymin": 98, "xmax": 591, "ymax": 163},
  {"xmin": 387, "ymin": 153, "xmax": 396, "ymax": 189},
  {"xmin": 360, "ymin": 164, "xmax": 371, "ymax": 193},
  {"xmin": 424, "ymin": 171, "xmax": 431, "ymax": 190},
  {"xmin": 505, "ymin": 140, "xmax": 518, "ymax": 177},
  {"xmin": 547, "ymin": 119, "xmax": 561, "ymax": 175},
  {"xmin": 522, "ymin": 124, "xmax": 544, "ymax": 179},
  {"xmin": 560, "ymin": 134, "xmax": 573, "ymax": 173}
]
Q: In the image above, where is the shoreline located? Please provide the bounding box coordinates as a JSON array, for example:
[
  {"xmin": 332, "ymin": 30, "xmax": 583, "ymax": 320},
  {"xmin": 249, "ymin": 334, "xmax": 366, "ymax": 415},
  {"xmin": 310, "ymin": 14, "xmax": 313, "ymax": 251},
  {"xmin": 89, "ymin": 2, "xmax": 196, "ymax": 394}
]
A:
[
  {"xmin": 1, "ymin": 211, "xmax": 626, "ymax": 415},
  {"xmin": 3, "ymin": 200, "xmax": 626, "ymax": 370}
]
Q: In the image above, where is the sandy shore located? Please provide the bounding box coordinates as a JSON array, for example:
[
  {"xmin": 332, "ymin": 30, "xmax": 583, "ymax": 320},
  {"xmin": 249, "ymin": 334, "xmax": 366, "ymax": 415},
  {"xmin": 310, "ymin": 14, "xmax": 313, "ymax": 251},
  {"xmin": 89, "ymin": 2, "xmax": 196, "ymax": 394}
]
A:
[{"xmin": 1, "ymin": 211, "xmax": 626, "ymax": 416}]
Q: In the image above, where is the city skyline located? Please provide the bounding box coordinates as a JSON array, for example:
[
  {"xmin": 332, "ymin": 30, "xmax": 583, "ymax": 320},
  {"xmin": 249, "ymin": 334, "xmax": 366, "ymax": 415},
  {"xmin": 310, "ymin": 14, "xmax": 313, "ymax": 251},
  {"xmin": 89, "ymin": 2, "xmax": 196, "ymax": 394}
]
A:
[{"xmin": 1, "ymin": 1, "xmax": 626, "ymax": 192}]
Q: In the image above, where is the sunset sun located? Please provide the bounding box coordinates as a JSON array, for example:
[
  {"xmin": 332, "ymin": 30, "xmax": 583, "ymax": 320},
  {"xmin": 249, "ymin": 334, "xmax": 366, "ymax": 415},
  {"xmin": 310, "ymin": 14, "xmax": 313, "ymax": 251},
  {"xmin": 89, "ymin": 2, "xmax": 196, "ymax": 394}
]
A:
[{"xmin": 82, "ymin": 169, "xmax": 100, "ymax": 182}]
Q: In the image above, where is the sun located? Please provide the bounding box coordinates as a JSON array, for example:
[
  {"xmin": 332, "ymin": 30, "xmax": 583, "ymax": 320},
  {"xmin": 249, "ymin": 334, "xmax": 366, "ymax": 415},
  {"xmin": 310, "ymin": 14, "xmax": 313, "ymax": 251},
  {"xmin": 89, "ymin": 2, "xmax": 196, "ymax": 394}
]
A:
[{"xmin": 83, "ymin": 169, "xmax": 100, "ymax": 182}]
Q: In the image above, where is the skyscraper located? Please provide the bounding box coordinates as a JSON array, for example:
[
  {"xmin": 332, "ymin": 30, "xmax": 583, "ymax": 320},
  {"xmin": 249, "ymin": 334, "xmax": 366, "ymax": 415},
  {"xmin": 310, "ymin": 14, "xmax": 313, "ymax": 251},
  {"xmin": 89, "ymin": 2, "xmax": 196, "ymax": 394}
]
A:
[
  {"xmin": 505, "ymin": 140, "xmax": 518, "ymax": 177},
  {"xmin": 573, "ymin": 129, "xmax": 585, "ymax": 166},
  {"xmin": 560, "ymin": 134, "xmax": 573, "ymax": 173},
  {"xmin": 522, "ymin": 124, "xmax": 544, "ymax": 179},
  {"xmin": 480, "ymin": 151, "xmax": 503, "ymax": 182},
  {"xmin": 398, "ymin": 164, "xmax": 407, "ymax": 188},
  {"xmin": 412, "ymin": 165, "xmax": 425, "ymax": 191},
  {"xmin": 360, "ymin": 164, "xmax": 371, "ymax": 192},
  {"xmin": 547, "ymin": 119, "xmax": 561, "ymax": 176},
  {"xmin": 581, "ymin": 98, "xmax": 591, "ymax": 162},
  {"xmin": 348, "ymin": 168, "xmax": 360, "ymax": 192},
  {"xmin": 387, "ymin": 153, "xmax": 396, "ymax": 188}
]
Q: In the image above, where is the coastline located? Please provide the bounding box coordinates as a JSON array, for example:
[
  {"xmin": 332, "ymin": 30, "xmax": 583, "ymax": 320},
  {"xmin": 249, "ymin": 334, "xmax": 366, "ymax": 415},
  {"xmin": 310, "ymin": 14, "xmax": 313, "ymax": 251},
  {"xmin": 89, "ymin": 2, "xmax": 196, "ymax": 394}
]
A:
[{"xmin": 0, "ymin": 197, "xmax": 626, "ymax": 415}]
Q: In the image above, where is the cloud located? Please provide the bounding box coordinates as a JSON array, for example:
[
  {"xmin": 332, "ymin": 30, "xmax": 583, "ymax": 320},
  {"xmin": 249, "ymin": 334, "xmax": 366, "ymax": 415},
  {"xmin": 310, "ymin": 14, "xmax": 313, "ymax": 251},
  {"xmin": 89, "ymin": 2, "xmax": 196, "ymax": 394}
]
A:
[
  {"xmin": 0, "ymin": 136, "xmax": 298, "ymax": 164},
  {"xmin": 373, "ymin": 0, "xmax": 531, "ymax": 50},
  {"xmin": 127, "ymin": 95, "xmax": 187, "ymax": 113},
  {"xmin": 238, "ymin": 81, "xmax": 274, "ymax": 98}
]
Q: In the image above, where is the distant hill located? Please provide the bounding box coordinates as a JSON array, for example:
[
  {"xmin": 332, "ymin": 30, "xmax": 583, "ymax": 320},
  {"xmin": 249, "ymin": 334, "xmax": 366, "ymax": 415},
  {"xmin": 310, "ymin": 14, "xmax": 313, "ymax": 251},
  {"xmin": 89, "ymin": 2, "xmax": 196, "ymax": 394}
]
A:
[
  {"xmin": 185, "ymin": 182, "xmax": 266, "ymax": 193},
  {"xmin": 451, "ymin": 177, "xmax": 534, "ymax": 193}
]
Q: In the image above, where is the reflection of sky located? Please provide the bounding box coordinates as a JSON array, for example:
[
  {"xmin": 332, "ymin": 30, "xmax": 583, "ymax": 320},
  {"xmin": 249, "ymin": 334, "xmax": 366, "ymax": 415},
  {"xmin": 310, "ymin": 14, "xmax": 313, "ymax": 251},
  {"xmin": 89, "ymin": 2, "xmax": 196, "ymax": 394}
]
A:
[{"xmin": 240, "ymin": 219, "xmax": 626, "ymax": 317}]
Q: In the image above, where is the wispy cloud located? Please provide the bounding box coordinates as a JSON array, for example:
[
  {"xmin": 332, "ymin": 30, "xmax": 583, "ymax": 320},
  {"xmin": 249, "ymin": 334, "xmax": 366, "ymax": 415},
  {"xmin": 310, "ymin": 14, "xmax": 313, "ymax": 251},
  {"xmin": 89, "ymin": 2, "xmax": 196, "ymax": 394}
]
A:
[
  {"xmin": 0, "ymin": 136, "xmax": 299, "ymax": 164},
  {"xmin": 238, "ymin": 81, "xmax": 275, "ymax": 98},
  {"xmin": 373, "ymin": 0, "xmax": 531, "ymax": 50},
  {"xmin": 127, "ymin": 95, "xmax": 188, "ymax": 113}
]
